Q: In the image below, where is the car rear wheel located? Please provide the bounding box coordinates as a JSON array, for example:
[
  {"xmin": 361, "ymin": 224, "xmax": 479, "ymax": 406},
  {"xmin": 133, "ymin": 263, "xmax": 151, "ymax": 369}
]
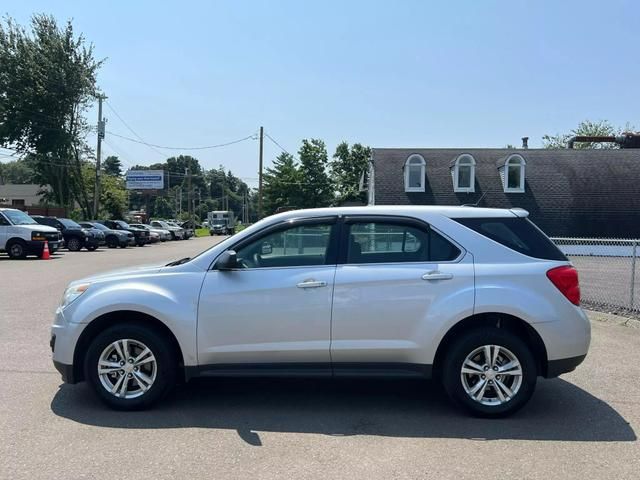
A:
[
  {"xmin": 85, "ymin": 324, "xmax": 177, "ymax": 410},
  {"xmin": 67, "ymin": 237, "xmax": 82, "ymax": 251},
  {"xmin": 442, "ymin": 328, "xmax": 536, "ymax": 417},
  {"xmin": 7, "ymin": 240, "xmax": 27, "ymax": 259}
]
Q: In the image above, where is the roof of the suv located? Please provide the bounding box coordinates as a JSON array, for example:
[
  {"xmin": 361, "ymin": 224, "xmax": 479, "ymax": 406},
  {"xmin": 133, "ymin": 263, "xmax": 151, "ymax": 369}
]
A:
[{"xmin": 271, "ymin": 205, "xmax": 527, "ymax": 221}]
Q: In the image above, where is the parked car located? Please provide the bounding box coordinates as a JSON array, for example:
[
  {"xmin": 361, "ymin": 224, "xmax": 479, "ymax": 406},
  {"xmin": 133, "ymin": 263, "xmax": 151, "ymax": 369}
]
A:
[
  {"xmin": 129, "ymin": 223, "xmax": 171, "ymax": 242},
  {"xmin": 150, "ymin": 220, "xmax": 185, "ymax": 240},
  {"xmin": 98, "ymin": 220, "xmax": 150, "ymax": 247},
  {"xmin": 180, "ymin": 221, "xmax": 194, "ymax": 239},
  {"xmin": 0, "ymin": 208, "xmax": 63, "ymax": 259},
  {"xmin": 51, "ymin": 206, "xmax": 589, "ymax": 416},
  {"xmin": 80, "ymin": 222, "xmax": 135, "ymax": 249},
  {"xmin": 33, "ymin": 216, "xmax": 102, "ymax": 251}
]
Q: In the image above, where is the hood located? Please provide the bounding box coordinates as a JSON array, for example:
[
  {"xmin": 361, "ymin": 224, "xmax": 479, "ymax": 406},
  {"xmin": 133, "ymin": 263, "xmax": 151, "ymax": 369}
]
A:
[
  {"xmin": 77, "ymin": 262, "xmax": 166, "ymax": 283},
  {"xmin": 14, "ymin": 223, "xmax": 59, "ymax": 233}
]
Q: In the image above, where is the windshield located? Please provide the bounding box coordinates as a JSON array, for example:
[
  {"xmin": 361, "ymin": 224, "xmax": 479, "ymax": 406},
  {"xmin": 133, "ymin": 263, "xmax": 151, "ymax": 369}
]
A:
[
  {"xmin": 88, "ymin": 222, "xmax": 109, "ymax": 231},
  {"xmin": 115, "ymin": 220, "xmax": 130, "ymax": 229},
  {"xmin": 3, "ymin": 209, "xmax": 38, "ymax": 225},
  {"xmin": 59, "ymin": 218, "xmax": 82, "ymax": 229},
  {"xmin": 154, "ymin": 221, "xmax": 170, "ymax": 228}
]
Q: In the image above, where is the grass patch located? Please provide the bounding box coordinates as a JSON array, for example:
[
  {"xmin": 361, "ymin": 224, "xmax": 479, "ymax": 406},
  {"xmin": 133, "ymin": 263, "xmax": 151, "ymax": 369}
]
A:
[{"xmin": 195, "ymin": 228, "xmax": 210, "ymax": 237}]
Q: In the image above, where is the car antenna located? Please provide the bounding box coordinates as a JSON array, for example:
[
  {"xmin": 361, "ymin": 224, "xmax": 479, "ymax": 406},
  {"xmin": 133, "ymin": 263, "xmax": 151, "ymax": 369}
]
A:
[{"xmin": 462, "ymin": 192, "xmax": 487, "ymax": 207}]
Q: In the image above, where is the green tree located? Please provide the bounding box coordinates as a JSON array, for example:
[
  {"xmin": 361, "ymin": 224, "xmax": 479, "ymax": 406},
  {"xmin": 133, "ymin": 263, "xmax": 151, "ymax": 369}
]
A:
[
  {"xmin": 103, "ymin": 155, "xmax": 123, "ymax": 176},
  {"xmin": 298, "ymin": 139, "xmax": 333, "ymax": 209},
  {"xmin": 263, "ymin": 152, "xmax": 303, "ymax": 215},
  {"xmin": 0, "ymin": 15, "xmax": 103, "ymax": 217},
  {"xmin": 82, "ymin": 164, "xmax": 127, "ymax": 218},
  {"xmin": 0, "ymin": 158, "xmax": 35, "ymax": 184},
  {"xmin": 542, "ymin": 120, "xmax": 633, "ymax": 149},
  {"xmin": 331, "ymin": 142, "xmax": 371, "ymax": 204},
  {"xmin": 153, "ymin": 195, "xmax": 174, "ymax": 219}
]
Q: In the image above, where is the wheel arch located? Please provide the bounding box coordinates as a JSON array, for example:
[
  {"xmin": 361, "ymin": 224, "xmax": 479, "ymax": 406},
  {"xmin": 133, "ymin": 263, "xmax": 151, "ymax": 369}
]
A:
[
  {"xmin": 72, "ymin": 310, "xmax": 185, "ymax": 383},
  {"xmin": 432, "ymin": 312, "xmax": 548, "ymax": 378}
]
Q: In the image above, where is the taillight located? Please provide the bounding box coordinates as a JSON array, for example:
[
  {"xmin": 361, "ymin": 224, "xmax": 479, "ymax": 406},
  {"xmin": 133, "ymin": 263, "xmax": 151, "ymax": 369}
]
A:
[{"xmin": 546, "ymin": 266, "xmax": 580, "ymax": 306}]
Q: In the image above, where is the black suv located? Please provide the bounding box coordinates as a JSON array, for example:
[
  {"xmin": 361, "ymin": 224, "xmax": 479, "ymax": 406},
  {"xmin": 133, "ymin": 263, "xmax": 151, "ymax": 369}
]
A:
[
  {"xmin": 99, "ymin": 220, "xmax": 150, "ymax": 247},
  {"xmin": 80, "ymin": 221, "xmax": 135, "ymax": 249},
  {"xmin": 33, "ymin": 216, "xmax": 103, "ymax": 251}
]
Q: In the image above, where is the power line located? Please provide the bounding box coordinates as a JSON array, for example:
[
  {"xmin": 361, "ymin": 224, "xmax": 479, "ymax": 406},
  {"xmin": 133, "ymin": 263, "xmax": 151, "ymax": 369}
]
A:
[
  {"xmin": 106, "ymin": 130, "xmax": 257, "ymax": 151},
  {"xmin": 264, "ymin": 131, "xmax": 298, "ymax": 160},
  {"xmin": 104, "ymin": 101, "xmax": 167, "ymax": 158}
]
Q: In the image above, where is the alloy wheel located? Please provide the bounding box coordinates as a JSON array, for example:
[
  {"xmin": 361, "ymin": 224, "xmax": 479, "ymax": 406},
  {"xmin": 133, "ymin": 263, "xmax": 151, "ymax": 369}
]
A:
[
  {"xmin": 97, "ymin": 339, "xmax": 157, "ymax": 399},
  {"xmin": 460, "ymin": 345, "xmax": 523, "ymax": 406}
]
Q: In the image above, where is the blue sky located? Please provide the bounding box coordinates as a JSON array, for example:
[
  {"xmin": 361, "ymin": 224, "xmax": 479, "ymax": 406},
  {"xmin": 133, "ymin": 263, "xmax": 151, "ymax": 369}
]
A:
[{"xmin": 3, "ymin": 0, "xmax": 639, "ymax": 186}]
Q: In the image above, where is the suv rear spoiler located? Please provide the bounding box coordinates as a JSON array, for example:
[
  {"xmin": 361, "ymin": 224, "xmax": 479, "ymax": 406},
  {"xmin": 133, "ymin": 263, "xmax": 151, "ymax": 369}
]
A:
[{"xmin": 509, "ymin": 208, "xmax": 529, "ymax": 218}]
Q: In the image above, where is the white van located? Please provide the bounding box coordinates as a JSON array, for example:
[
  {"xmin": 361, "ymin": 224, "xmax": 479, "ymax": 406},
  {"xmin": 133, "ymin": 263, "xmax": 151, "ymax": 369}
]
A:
[{"xmin": 0, "ymin": 208, "xmax": 63, "ymax": 259}]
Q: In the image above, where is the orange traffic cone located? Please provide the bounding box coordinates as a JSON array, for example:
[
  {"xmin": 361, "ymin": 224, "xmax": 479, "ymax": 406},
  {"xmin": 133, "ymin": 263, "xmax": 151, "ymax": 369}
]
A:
[{"xmin": 42, "ymin": 240, "xmax": 51, "ymax": 260}]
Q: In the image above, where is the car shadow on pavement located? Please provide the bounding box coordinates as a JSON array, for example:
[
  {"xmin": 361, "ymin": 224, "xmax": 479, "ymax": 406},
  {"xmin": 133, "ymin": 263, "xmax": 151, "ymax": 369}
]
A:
[{"xmin": 51, "ymin": 377, "xmax": 636, "ymax": 446}]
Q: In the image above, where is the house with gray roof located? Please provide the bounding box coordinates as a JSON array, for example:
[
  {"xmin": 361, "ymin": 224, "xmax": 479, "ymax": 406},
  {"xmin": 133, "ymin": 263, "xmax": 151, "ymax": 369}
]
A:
[{"xmin": 368, "ymin": 147, "xmax": 640, "ymax": 238}]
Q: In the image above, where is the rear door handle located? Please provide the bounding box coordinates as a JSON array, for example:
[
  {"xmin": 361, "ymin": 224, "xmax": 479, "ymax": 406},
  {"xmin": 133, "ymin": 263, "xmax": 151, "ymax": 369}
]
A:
[
  {"xmin": 296, "ymin": 280, "xmax": 328, "ymax": 289},
  {"xmin": 422, "ymin": 271, "xmax": 453, "ymax": 281}
]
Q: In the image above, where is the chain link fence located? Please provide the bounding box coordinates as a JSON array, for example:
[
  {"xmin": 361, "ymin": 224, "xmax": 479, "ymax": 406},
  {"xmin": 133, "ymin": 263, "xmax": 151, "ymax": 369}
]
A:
[{"xmin": 551, "ymin": 238, "xmax": 639, "ymax": 316}]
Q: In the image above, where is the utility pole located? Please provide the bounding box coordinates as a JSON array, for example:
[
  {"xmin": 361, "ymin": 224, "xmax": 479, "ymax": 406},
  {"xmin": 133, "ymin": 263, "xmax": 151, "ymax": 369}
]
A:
[
  {"xmin": 186, "ymin": 166, "xmax": 192, "ymax": 225},
  {"xmin": 258, "ymin": 126, "xmax": 264, "ymax": 219},
  {"xmin": 94, "ymin": 95, "xmax": 107, "ymax": 217}
]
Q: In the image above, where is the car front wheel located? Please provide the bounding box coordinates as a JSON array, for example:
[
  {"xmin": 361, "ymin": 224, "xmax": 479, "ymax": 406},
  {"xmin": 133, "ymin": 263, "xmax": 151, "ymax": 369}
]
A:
[
  {"xmin": 85, "ymin": 324, "xmax": 177, "ymax": 410},
  {"xmin": 67, "ymin": 237, "xmax": 82, "ymax": 251},
  {"xmin": 442, "ymin": 328, "xmax": 536, "ymax": 417}
]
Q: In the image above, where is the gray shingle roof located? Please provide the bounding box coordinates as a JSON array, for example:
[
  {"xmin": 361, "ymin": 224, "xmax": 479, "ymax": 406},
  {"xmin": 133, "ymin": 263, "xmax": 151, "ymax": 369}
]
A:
[{"xmin": 372, "ymin": 148, "xmax": 640, "ymax": 238}]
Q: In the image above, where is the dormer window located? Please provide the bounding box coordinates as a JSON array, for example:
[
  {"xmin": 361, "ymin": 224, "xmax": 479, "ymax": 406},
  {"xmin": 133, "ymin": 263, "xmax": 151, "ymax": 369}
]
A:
[
  {"xmin": 502, "ymin": 154, "xmax": 526, "ymax": 193},
  {"xmin": 452, "ymin": 154, "xmax": 476, "ymax": 193},
  {"xmin": 404, "ymin": 154, "xmax": 425, "ymax": 192}
]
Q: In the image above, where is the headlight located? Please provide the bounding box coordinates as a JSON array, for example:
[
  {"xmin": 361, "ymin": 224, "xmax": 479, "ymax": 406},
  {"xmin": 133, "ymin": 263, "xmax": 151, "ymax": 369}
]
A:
[
  {"xmin": 32, "ymin": 231, "xmax": 47, "ymax": 241},
  {"xmin": 60, "ymin": 283, "xmax": 90, "ymax": 308}
]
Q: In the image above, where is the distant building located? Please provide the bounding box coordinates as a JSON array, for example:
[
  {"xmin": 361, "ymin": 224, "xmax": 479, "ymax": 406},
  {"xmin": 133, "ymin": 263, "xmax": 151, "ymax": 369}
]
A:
[
  {"xmin": 368, "ymin": 148, "xmax": 640, "ymax": 238},
  {"xmin": 0, "ymin": 184, "xmax": 45, "ymax": 208}
]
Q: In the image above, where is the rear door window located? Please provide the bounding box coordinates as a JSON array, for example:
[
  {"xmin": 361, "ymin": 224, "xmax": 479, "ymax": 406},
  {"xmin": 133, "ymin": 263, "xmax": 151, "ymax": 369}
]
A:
[
  {"xmin": 345, "ymin": 221, "xmax": 461, "ymax": 264},
  {"xmin": 454, "ymin": 217, "xmax": 566, "ymax": 261}
]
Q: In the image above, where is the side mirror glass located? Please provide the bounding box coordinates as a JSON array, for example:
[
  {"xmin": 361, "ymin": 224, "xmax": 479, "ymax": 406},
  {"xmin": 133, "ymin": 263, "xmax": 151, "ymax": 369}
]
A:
[
  {"xmin": 261, "ymin": 242, "xmax": 273, "ymax": 255},
  {"xmin": 217, "ymin": 250, "xmax": 238, "ymax": 270}
]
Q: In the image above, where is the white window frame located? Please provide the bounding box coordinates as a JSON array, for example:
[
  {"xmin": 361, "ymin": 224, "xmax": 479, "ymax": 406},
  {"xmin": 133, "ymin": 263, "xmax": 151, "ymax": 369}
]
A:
[
  {"xmin": 452, "ymin": 154, "xmax": 476, "ymax": 193},
  {"xmin": 404, "ymin": 154, "xmax": 426, "ymax": 192},
  {"xmin": 503, "ymin": 154, "xmax": 526, "ymax": 193}
]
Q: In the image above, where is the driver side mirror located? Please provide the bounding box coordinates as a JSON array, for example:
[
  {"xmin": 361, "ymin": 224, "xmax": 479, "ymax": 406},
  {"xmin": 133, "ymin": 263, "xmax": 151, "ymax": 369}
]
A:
[{"xmin": 216, "ymin": 250, "xmax": 238, "ymax": 270}]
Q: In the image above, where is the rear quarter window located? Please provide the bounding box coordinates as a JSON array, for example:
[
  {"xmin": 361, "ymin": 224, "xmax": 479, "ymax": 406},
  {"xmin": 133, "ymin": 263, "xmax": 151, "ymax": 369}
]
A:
[{"xmin": 453, "ymin": 217, "xmax": 567, "ymax": 261}]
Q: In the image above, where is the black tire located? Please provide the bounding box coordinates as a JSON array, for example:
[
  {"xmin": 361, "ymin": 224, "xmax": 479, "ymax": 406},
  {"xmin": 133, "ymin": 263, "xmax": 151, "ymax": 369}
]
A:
[
  {"xmin": 84, "ymin": 323, "xmax": 177, "ymax": 410},
  {"xmin": 120, "ymin": 244, "xmax": 128, "ymax": 249},
  {"xmin": 87, "ymin": 245, "xmax": 98, "ymax": 251},
  {"xmin": 106, "ymin": 236, "xmax": 119, "ymax": 248},
  {"xmin": 442, "ymin": 328, "xmax": 537, "ymax": 417},
  {"xmin": 7, "ymin": 239, "xmax": 27, "ymax": 259},
  {"xmin": 67, "ymin": 237, "xmax": 82, "ymax": 251}
]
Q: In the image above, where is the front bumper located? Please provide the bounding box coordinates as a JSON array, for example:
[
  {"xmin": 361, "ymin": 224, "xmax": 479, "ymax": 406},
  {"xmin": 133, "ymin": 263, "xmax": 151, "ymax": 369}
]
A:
[
  {"xmin": 51, "ymin": 306, "xmax": 87, "ymax": 384},
  {"xmin": 53, "ymin": 359, "xmax": 76, "ymax": 384},
  {"xmin": 27, "ymin": 240, "xmax": 62, "ymax": 254}
]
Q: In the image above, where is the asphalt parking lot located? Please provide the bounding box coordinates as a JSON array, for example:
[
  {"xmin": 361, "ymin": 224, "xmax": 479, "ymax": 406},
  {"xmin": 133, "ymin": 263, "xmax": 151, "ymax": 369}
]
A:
[{"xmin": 1, "ymin": 237, "xmax": 639, "ymax": 480}]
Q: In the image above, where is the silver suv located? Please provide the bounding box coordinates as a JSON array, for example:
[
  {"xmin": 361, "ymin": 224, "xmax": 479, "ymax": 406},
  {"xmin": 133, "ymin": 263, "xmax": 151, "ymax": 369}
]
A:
[{"xmin": 50, "ymin": 206, "xmax": 589, "ymax": 416}]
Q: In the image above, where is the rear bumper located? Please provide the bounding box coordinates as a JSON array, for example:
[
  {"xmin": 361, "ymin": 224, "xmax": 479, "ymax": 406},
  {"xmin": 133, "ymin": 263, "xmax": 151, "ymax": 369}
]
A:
[{"xmin": 545, "ymin": 354, "xmax": 587, "ymax": 378}]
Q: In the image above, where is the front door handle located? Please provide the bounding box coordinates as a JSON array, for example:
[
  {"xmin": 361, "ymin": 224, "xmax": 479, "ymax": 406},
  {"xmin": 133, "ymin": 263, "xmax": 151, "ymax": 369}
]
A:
[
  {"xmin": 296, "ymin": 280, "xmax": 328, "ymax": 289},
  {"xmin": 422, "ymin": 271, "xmax": 453, "ymax": 281}
]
